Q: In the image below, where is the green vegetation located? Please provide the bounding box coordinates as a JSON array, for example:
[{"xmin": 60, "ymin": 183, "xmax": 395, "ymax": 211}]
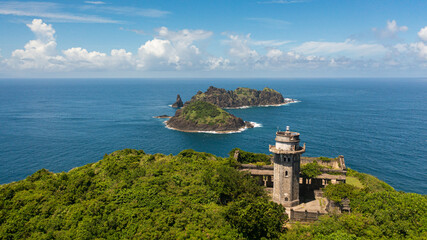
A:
[
  {"xmin": 0, "ymin": 149, "xmax": 286, "ymax": 239},
  {"xmin": 346, "ymin": 168, "xmax": 394, "ymax": 192},
  {"xmin": 229, "ymin": 148, "xmax": 272, "ymax": 165},
  {"xmin": 181, "ymin": 101, "xmax": 233, "ymax": 125},
  {"xmin": 262, "ymin": 87, "xmax": 279, "ymax": 93},
  {"xmin": 283, "ymin": 169, "xmax": 426, "ymax": 240},
  {"xmin": 300, "ymin": 161, "xmax": 323, "ymax": 178},
  {"xmin": 346, "ymin": 176, "xmax": 363, "ymax": 188},
  {"xmin": 1, "ymin": 149, "xmax": 425, "ymax": 240},
  {"xmin": 318, "ymin": 156, "xmax": 332, "ymax": 162}
]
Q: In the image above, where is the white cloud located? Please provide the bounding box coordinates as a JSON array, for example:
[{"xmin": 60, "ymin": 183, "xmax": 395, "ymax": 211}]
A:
[
  {"xmin": 205, "ymin": 57, "xmax": 231, "ymax": 70},
  {"xmin": 5, "ymin": 19, "xmax": 65, "ymax": 70},
  {"xmin": 0, "ymin": 1, "xmax": 118, "ymax": 23},
  {"xmin": 84, "ymin": 1, "xmax": 106, "ymax": 4},
  {"xmin": 3, "ymin": 18, "xmax": 427, "ymax": 76},
  {"xmin": 251, "ymin": 40, "xmax": 292, "ymax": 47},
  {"xmin": 387, "ymin": 20, "xmax": 408, "ymax": 33},
  {"xmin": 411, "ymin": 42, "xmax": 427, "ymax": 60},
  {"xmin": 157, "ymin": 27, "xmax": 212, "ymax": 45},
  {"xmin": 292, "ymin": 39, "xmax": 388, "ymax": 58},
  {"xmin": 266, "ymin": 49, "xmax": 283, "ymax": 58},
  {"xmin": 63, "ymin": 47, "xmax": 107, "ymax": 68},
  {"xmin": 373, "ymin": 20, "xmax": 408, "ymax": 39},
  {"xmin": 84, "ymin": 5, "xmax": 170, "ymax": 18},
  {"xmin": 26, "ymin": 18, "xmax": 55, "ymax": 41},
  {"xmin": 225, "ymin": 34, "xmax": 259, "ymax": 60},
  {"xmin": 5, "ymin": 19, "xmax": 138, "ymax": 71},
  {"xmin": 418, "ymin": 26, "xmax": 427, "ymax": 42},
  {"xmin": 136, "ymin": 27, "xmax": 212, "ymax": 70}
]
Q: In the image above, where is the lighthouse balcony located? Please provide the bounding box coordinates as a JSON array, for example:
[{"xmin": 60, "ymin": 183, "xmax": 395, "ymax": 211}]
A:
[{"xmin": 269, "ymin": 143, "xmax": 306, "ymax": 154}]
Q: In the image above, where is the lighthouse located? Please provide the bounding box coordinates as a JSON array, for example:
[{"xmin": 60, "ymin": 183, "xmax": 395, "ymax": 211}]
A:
[{"xmin": 269, "ymin": 126, "xmax": 306, "ymax": 207}]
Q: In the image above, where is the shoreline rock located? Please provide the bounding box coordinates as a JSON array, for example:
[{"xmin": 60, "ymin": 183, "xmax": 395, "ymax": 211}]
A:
[
  {"xmin": 172, "ymin": 94, "xmax": 184, "ymax": 108},
  {"xmin": 154, "ymin": 115, "xmax": 171, "ymax": 119}
]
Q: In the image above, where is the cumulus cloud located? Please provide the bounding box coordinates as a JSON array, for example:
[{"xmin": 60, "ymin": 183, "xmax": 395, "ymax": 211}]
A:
[
  {"xmin": 5, "ymin": 19, "xmax": 65, "ymax": 70},
  {"xmin": 373, "ymin": 20, "xmax": 408, "ymax": 39},
  {"xmin": 4, "ymin": 20, "xmax": 220, "ymax": 72},
  {"xmin": 225, "ymin": 34, "xmax": 259, "ymax": 60},
  {"xmin": 136, "ymin": 27, "xmax": 214, "ymax": 70},
  {"xmin": 418, "ymin": 26, "xmax": 427, "ymax": 42},
  {"xmin": 3, "ymin": 18, "xmax": 427, "ymax": 76},
  {"xmin": 5, "ymin": 19, "xmax": 139, "ymax": 71}
]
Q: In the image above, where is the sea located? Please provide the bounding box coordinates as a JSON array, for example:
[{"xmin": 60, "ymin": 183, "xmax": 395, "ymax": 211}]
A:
[{"xmin": 0, "ymin": 78, "xmax": 426, "ymax": 194}]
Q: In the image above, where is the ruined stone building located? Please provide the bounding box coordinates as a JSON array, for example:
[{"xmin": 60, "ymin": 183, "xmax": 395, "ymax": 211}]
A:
[{"xmin": 239, "ymin": 126, "xmax": 347, "ymax": 220}]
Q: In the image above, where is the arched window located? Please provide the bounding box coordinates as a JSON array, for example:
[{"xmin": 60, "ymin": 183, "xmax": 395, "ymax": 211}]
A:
[
  {"xmin": 285, "ymin": 171, "xmax": 288, "ymax": 177},
  {"xmin": 285, "ymin": 197, "xmax": 288, "ymax": 201}
]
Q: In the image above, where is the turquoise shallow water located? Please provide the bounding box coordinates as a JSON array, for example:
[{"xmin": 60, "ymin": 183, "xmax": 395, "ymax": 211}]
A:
[{"xmin": 0, "ymin": 78, "xmax": 426, "ymax": 194}]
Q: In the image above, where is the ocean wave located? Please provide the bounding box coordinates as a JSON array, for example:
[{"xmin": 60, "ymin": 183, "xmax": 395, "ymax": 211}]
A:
[
  {"xmin": 223, "ymin": 100, "xmax": 300, "ymax": 109},
  {"xmin": 249, "ymin": 121, "xmax": 262, "ymax": 128},
  {"xmin": 164, "ymin": 120, "xmax": 261, "ymax": 134}
]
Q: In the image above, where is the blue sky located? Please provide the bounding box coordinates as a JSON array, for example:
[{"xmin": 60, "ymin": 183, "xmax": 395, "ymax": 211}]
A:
[{"xmin": 0, "ymin": 0, "xmax": 427, "ymax": 78}]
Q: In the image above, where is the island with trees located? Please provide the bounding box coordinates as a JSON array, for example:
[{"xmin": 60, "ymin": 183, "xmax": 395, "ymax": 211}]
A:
[
  {"xmin": 187, "ymin": 86, "xmax": 296, "ymax": 108},
  {"xmin": 166, "ymin": 101, "xmax": 254, "ymax": 133}
]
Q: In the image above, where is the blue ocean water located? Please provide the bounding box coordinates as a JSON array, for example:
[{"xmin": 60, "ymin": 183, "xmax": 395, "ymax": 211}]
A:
[{"xmin": 0, "ymin": 78, "xmax": 426, "ymax": 194}]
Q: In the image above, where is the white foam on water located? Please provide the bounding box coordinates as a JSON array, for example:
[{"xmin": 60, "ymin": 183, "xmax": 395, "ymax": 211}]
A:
[
  {"xmin": 164, "ymin": 120, "xmax": 261, "ymax": 134},
  {"xmin": 249, "ymin": 121, "xmax": 262, "ymax": 128},
  {"xmin": 224, "ymin": 100, "xmax": 300, "ymax": 109}
]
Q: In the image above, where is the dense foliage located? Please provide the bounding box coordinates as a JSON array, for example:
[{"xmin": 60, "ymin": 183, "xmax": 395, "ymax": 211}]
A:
[
  {"xmin": 229, "ymin": 148, "xmax": 272, "ymax": 165},
  {"xmin": 283, "ymin": 169, "xmax": 427, "ymax": 240},
  {"xmin": 0, "ymin": 149, "xmax": 286, "ymax": 239},
  {"xmin": 300, "ymin": 161, "xmax": 323, "ymax": 178},
  {"xmin": 182, "ymin": 101, "xmax": 232, "ymax": 125},
  {"xmin": 1, "ymin": 149, "xmax": 425, "ymax": 240}
]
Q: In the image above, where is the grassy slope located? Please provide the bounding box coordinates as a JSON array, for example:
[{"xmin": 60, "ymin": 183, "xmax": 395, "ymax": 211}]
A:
[
  {"xmin": 0, "ymin": 149, "xmax": 285, "ymax": 240},
  {"xmin": 181, "ymin": 101, "xmax": 233, "ymax": 126},
  {"xmin": 283, "ymin": 168, "xmax": 426, "ymax": 240},
  {"xmin": 0, "ymin": 149, "xmax": 425, "ymax": 240}
]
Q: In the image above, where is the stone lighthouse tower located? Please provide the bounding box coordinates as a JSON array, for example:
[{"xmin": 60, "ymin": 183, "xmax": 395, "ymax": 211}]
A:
[{"xmin": 269, "ymin": 126, "xmax": 306, "ymax": 207}]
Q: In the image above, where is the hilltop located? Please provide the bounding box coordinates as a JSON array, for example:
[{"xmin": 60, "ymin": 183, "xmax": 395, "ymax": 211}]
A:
[
  {"xmin": 166, "ymin": 101, "xmax": 253, "ymax": 133},
  {"xmin": 187, "ymin": 86, "xmax": 293, "ymax": 108},
  {"xmin": 0, "ymin": 149, "xmax": 425, "ymax": 239}
]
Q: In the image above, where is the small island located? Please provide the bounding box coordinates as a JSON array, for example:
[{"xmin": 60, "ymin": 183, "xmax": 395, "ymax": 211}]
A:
[
  {"xmin": 187, "ymin": 86, "xmax": 295, "ymax": 108},
  {"xmin": 166, "ymin": 101, "xmax": 254, "ymax": 133}
]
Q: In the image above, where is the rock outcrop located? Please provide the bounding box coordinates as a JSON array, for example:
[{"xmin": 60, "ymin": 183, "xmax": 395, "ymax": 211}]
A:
[
  {"xmin": 172, "ymin": 94, "xmax": 184, "ymax": 108},
  {"xmin": 166, "ymin": 101, "xmax": 248, "ymax": 132},
  {"xmin": 187, "ymin": 86, "xmax": 289, "ymax": 108}
]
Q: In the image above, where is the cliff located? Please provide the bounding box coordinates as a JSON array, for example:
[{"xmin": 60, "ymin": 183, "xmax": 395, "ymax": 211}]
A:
[
  {"xmin": 171, "ymin": 94, "xmax": 184, "ymax": 108},
  {"xmin": 166, "ymin": 101, "xmax": 252, "ymax": 132},
  {"xmin": 187, "ymin": 86, "xmax": 289, "ymax": 108}
]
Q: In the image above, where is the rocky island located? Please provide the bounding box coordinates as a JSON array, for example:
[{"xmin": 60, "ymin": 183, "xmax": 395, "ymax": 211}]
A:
[
  {"xmin": 187, "ymin": 86, "xmax": 295, "ymax": 108},
  {"xmin": 166, "ymin": 101, "xmax": 254, "ymax": 133},
  {"xmin": 171, "ymin": 94, "xmax": 184, "ymax": 108}
]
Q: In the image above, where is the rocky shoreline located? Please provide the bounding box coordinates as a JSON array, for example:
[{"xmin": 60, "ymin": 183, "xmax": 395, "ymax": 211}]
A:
[
  {"xmin": 187, "ymin": 86, "xmax": 290, "ymax": 108},
  {"xmin": 165, "ymin": 120, "xmax": 255, "ymax": 134}
]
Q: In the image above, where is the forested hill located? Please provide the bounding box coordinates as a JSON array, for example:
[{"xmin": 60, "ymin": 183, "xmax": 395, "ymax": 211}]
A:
[
  {"xmin": 188, "ymin": 86, "xmax": 287, "ymax": 108},
  {"xmin": 1, "ymin": 149, "xmax": 426, "ymax": 240}
]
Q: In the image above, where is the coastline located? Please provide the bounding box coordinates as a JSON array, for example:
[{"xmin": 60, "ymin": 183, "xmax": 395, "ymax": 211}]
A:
[
  {"xmin": 222, "ymin": 99, "xmax": 300, "ymax": 109},
  {"xmin": 164, "ymin": 121, "xmax": 261, "ymax": 134}
]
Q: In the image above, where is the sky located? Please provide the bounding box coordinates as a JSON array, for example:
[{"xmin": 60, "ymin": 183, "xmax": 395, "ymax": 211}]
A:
[{"xmin": 0, "ymin": 0, "xmax": 427, "ymax": 78}]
